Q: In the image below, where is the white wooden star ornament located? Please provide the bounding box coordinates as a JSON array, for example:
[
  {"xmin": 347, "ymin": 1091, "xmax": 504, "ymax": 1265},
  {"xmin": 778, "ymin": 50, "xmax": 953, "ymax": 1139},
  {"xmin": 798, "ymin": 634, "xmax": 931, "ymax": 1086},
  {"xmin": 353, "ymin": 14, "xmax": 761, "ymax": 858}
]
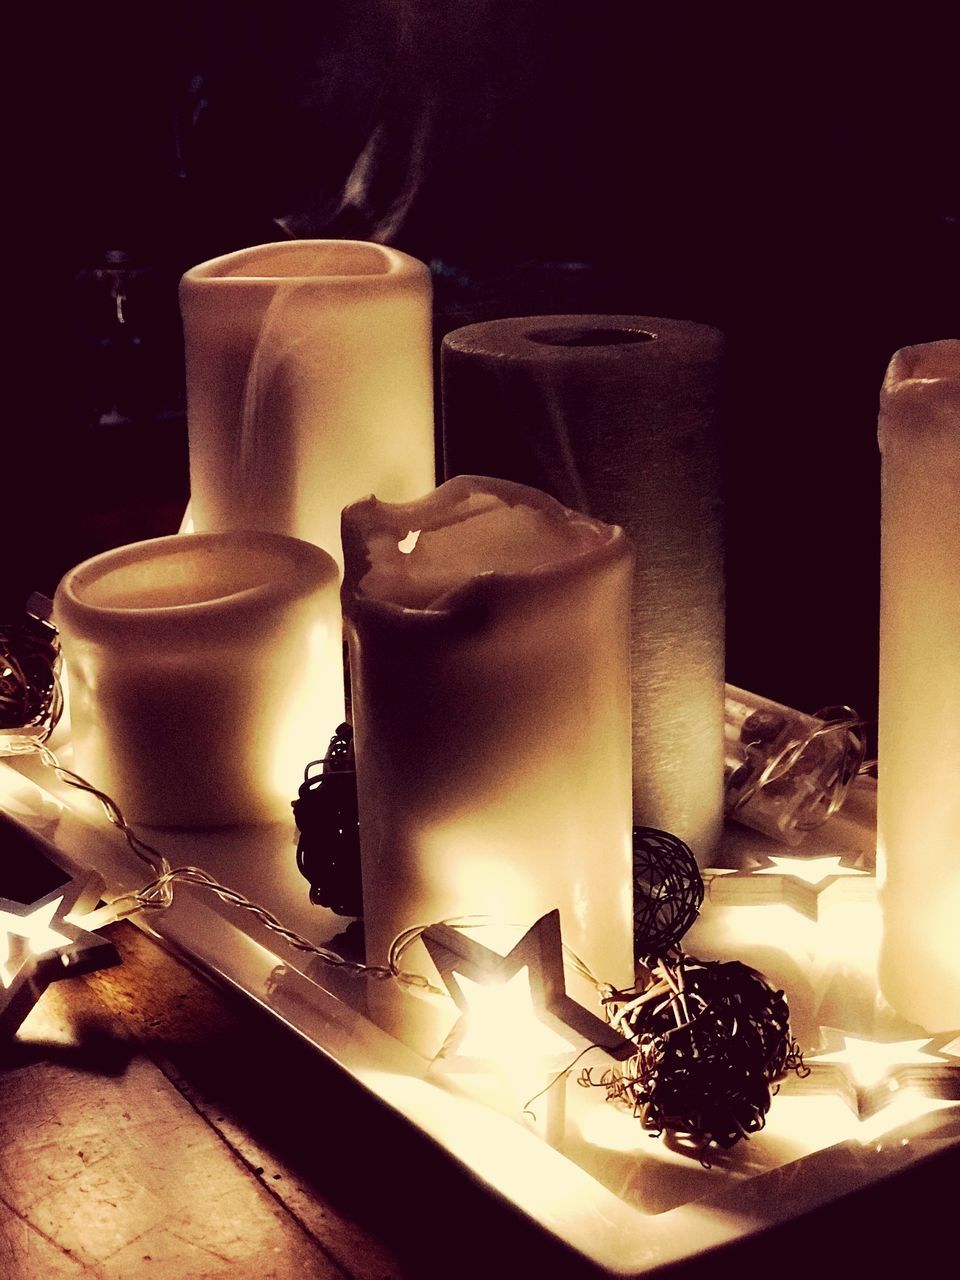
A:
[
  {"xmin": 421, "ymin": 909, "xmax": 634, "ymax": 1066},
  {"xmin": 784, "ymin": 1026, "xmax": 960, "ymax": 1118},
  {"xmin": 0, "ymin": 874, "xmax": 121, "ymax": 1039},
  {"xmin": 705, "ymin": 854, "xmax": 874, "ymax": 920}
]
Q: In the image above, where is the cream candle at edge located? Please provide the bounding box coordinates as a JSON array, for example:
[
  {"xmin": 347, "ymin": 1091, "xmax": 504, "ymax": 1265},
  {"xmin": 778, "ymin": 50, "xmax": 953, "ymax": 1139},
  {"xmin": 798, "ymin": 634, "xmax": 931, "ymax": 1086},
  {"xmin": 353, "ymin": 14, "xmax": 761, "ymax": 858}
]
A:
[
  {"xmin": 54, "ymin": 531, "xmax": 344, "ymax": 828},
  {"xmin": 180, "ymin": 239, "xmax": 436, "ymax": 573},
  {"xmin": 877, "ymin": 339, "xmax": 960, "ymax": 1031},
  {"xmin": 341, "ymin": 475, "xmax": 635, "ymax": 997}
]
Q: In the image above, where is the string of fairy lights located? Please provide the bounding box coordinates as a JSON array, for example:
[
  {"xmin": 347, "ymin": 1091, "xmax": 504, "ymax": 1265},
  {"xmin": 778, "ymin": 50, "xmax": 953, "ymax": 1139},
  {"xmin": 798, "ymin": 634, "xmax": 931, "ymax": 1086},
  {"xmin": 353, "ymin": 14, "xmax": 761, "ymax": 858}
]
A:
[
  {"xmin": 1, "ymin": 609, "xmax": 612, "ymax": 1004},
  {"xmin": 31, "ymin": 738, "xmax": 450, "ymax": 995}
]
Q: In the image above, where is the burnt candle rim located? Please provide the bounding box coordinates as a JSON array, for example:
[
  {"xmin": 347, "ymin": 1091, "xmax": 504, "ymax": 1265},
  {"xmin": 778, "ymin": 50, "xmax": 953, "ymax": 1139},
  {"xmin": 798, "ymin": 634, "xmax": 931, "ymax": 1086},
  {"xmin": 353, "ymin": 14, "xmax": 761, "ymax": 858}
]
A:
[{"xmin": 340, "ymin": 474, "xmax": 631, "ymax": 624}]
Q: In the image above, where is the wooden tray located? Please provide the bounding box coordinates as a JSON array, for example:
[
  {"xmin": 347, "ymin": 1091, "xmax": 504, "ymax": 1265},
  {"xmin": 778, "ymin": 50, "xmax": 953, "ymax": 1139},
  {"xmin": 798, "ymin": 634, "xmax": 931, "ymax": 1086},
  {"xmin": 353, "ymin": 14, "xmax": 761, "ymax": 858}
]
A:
[{"xmin": 2, "ymin": 751, "xmax": 958, "ymax": 1278}]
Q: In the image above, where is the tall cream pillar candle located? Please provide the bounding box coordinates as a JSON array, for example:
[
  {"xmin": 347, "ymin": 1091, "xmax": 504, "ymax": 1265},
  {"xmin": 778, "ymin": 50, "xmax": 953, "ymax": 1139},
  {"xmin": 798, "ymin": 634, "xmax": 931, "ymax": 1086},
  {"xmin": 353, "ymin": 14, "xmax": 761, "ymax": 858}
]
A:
[
  {"xmin": 180, "ymin": 240, "xmax": 435, "ymax": 571},
  {"xmin": 877, "ymin": 340, "xmax": 960, "ymax": 1031},
  {"xmin": 54, "ymin": 532, "xmax": 343, "ymax": 827},
  {"xmin": 341, "ymin": 475, "xmax": 635, "ymax": 994},
  {"xmin": 442, "ymin": 316, "xmax": 725, "ymax": 863}
]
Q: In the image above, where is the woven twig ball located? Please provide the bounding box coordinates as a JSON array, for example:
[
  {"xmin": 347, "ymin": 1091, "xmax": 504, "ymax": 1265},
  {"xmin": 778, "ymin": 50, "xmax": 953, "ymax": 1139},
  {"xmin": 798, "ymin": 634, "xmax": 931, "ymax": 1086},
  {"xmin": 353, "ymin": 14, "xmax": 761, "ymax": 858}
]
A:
[
  {"xmin": 632, "ymin": 827, "xmax": 703, "ymax": 957},
  {"xmin": 293, "ymin": 724, "xmax": 362, "ymax": 917},
  {"xmin": 592, "ymin": 955, "xmax": 804, "ymax": 1156}
]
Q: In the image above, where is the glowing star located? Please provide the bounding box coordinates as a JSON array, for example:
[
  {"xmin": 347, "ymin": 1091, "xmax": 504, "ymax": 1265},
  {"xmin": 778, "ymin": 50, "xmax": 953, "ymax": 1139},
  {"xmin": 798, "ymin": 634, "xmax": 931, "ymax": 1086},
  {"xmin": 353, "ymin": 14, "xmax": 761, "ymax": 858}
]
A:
[
  {"xmin": 0, "ymin": 875, "xmax": 121, "ymax": 1039},
  {"xmin": 422, "ymin": 909, "xmax": 633, "ymax": 1067},
  {"xmin": 788, "ymin": 1027, "xmax": 960, "ymax": 1118},
  {"xmin": 0, "ymin": 897, "xmax": 72, "ymax": 966},
  {"xmin": 705, "ymin": 853, "xmax": 873, "ymax": 920},
  {"xmin": 451, "ymin": 967, "xmax": 578, "ymax": 1064},
  {"xmin": 755, "ymin": 856, "xmax": 867, "ymax": 886}
]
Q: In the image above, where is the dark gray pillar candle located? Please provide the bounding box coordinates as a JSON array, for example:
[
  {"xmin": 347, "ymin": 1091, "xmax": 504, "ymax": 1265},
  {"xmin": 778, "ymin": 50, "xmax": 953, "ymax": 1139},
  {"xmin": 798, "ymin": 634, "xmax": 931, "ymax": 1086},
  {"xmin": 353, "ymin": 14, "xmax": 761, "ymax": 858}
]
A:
[{"xmin": 442, "ymin": 316, "xmax": 725, "ymax": 863}]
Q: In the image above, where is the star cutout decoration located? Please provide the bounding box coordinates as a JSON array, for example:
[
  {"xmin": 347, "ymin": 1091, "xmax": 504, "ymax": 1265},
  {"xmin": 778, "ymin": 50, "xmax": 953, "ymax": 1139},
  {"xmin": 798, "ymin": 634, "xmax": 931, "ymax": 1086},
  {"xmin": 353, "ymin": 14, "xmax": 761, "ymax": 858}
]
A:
[
  {"xmin": 783, "ymin": 1026, "xmax": 960, "ymax": 1118},
  {"xmin": 705, "ymin": 854, "xmax": 873, "ymax": 921},
  {"xmin": 421, "ymin": 909, "xmax": 634, "ymax": 1065},
  {"xmin": 0, "ymin": 873, "xmax": 121, "ymax": 1039}
]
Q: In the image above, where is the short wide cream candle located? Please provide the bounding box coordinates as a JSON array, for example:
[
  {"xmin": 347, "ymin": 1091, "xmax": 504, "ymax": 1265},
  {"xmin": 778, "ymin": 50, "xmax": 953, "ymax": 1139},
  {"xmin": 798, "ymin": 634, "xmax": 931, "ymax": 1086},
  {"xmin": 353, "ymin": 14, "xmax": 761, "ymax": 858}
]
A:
[
  {"xmin": 180, "ymin": 240, "xmax": 435, "ymax": 571},
  {"xmin": 54, "ymin": 532, "xmax": 343, "ymax": 827},
  {"xmin": 341, "ymin": 475, "xmax": 635, "ymax": 994},
  {"xmin": 877, "ymin": 340, "xmax": 960, "ymax": 1030}
]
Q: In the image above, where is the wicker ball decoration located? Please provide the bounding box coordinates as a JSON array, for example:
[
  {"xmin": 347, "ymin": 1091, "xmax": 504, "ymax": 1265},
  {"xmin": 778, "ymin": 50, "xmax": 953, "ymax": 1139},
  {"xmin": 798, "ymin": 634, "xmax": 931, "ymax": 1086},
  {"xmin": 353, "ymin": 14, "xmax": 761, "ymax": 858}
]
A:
[
  {"xmin": 0, "ymin": 612, "xmax": 63, "ymax": 752},
  {"xmin": 632, "ymin": 826, "xmax": 704, "ymax": 957},
  {"xmin": 592, "ymin": 954, "xmax": 805, "ymax": 1155},
  {"xmin": 293, "ymin": 724, "xmax": 362, "ymax": 917}
]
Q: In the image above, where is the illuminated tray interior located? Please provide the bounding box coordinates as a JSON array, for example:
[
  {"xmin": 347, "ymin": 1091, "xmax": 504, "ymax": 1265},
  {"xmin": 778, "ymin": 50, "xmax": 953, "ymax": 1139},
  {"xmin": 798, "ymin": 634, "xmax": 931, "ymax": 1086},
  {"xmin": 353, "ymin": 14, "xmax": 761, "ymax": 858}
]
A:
[{"xmin": 2, "ymin": 749, "xmax": 958, "ymax": 1278}]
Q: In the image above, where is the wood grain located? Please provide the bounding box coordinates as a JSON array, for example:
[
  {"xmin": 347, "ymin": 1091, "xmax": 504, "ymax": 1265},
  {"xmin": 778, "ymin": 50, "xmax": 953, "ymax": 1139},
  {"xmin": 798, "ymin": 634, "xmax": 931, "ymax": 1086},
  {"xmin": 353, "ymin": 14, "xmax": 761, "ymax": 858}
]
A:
[
  {"xmin": 0, "ymin": 919, "xmax": 599, "ymax": 1280},
  {"xmin": 82, "ymin": 924, "xmax": 407, "ymax": 1280},
  {"xmin": 0, "ymin": 927, "xmax": 351, "ymax": 1279}
]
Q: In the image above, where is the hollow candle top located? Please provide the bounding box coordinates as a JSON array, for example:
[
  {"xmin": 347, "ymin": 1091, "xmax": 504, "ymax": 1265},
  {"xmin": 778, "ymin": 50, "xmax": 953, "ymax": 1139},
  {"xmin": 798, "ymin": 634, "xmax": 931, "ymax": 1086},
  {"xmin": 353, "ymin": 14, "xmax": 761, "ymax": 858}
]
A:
[{"xmin": 56, "ymin": 531, "xmax": 336, "ymax": 645}]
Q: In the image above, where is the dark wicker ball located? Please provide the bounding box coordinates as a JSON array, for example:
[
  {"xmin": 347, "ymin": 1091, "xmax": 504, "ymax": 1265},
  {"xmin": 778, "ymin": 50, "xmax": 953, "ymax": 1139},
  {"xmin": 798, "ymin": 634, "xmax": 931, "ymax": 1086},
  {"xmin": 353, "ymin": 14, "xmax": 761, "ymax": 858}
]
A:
[
  {"xmin": 293, "ymin": 724, "xmax": 362, "ymax": 917},
  {"xmin": 0, "ymin": 614, "xmax": 63, "ymax": 746},
  {"xmin": 599, "ymin": 956, "xmax": 802, "ymax": 1154},
  {"xmin": 632, "ymin": 826, "xmax": 703, "ymax": 957}
]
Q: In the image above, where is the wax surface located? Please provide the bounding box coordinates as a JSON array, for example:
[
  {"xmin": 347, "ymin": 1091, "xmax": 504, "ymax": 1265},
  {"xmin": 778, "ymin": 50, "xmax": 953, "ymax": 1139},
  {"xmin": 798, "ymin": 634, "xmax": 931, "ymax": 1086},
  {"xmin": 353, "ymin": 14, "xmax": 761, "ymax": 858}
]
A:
[
  {"xmin": 342, "ymin": 475, "xmax": 635, "ymax": 995},
  {"xmin": 442, "ymin": 315, "xmax": 725, "ymax": 863},
  {"xmin": 357, "ymin": 489, "xmax": 603, "ymax": 608},
  {"xmin": 55, "ymin": 532, "xmax": 344, "ymax": 828},
  {"xmin": 876, "ymin": 340, "xmax": 960, "ymax": 1031},
  {"xmin": 180, "ymin": 240, "xmax": 435, "ymax": 572}
]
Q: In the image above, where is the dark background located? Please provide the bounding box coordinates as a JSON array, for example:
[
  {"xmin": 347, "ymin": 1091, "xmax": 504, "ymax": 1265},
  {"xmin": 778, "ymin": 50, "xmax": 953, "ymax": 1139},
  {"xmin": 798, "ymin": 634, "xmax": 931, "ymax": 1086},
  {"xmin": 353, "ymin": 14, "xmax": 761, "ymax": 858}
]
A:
[{"xmin": 7, "ymin": 1, "xmax": 959, "ymax": 731}]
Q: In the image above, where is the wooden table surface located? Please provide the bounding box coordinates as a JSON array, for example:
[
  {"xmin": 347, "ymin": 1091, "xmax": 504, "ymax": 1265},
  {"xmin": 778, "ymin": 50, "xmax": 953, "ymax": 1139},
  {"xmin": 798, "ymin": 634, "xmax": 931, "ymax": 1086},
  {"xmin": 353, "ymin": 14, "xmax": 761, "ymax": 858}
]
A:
[
  {"xmin": 3, "ymin": 913, "xmax": 635, "ymax": 1280},
  {"xmin": 2, "ymin": 914, "xmax": 959, "ymax": 1280}
]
